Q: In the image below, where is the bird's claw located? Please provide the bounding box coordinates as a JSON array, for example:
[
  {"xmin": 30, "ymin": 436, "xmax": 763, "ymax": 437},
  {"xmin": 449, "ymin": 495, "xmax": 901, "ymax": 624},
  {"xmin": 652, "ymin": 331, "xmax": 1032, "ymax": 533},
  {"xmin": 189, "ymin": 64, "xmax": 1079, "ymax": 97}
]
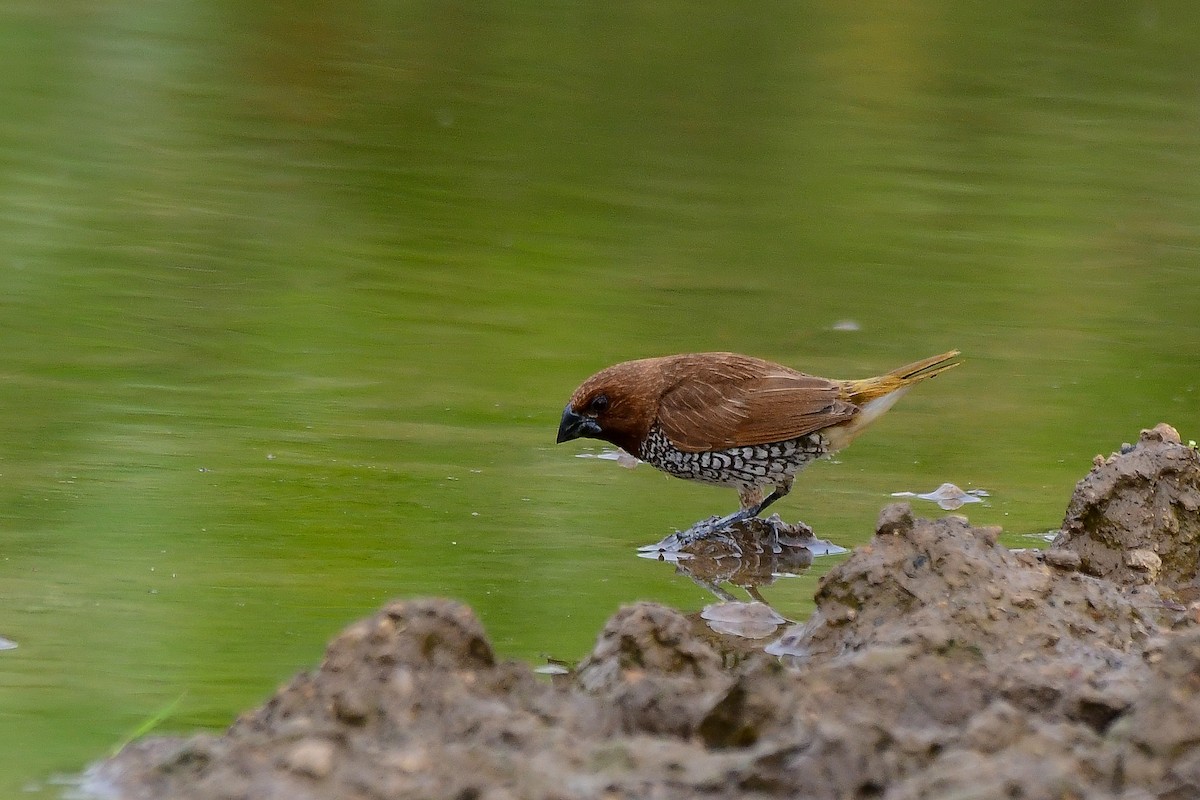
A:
[
  {"xmin": 638, "ymin": 513, "xmax": 825, "ymax": 557},
  {"xmin": 637, "ymin": 515, "xmax": 744, "ymax": 555}
]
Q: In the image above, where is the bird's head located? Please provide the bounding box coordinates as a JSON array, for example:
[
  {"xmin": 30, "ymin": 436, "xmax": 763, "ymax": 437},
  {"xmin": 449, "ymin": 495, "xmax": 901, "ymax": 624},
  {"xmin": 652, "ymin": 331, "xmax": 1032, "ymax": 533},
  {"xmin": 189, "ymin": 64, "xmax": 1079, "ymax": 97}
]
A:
[{"xmin": 556, "ymin": 360, "xmax": 662, "ymax": 455}]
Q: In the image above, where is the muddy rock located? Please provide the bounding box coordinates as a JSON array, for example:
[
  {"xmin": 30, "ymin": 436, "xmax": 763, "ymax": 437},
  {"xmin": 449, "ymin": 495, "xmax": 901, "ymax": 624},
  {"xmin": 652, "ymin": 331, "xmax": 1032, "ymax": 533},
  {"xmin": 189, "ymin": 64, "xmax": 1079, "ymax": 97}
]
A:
[
  {"xmin": 1051, "ymin": 422, "xmax": 1200, "ymax": 591},
  {"xmin": 85, "ymin": 425, "xmax": 1200, "ymax": 800},
  {"xmin": 886, "ymin": 717, "xmax": 1123, "ymax": 800},
  {"xmin": 775, "ymin": 504, "xmax": 1156, "ymax": 683},
  {"xmin": 575, "ymin": 602, "xmax": 732, "ymax": 737},
  {"xmin": 87, "ymin": 599, "xmax": 623, "ymax": 800},
  {"xmin": 1111, "ymin": 627, "xmax": 1200, "ymax": 796}
]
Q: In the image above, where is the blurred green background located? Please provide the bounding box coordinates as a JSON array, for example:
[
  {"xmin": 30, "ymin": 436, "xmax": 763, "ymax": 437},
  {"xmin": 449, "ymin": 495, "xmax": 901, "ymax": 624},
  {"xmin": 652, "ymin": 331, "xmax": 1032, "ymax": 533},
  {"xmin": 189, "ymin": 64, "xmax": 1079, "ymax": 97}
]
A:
[{"xmin": 2, "ymin": 1, "xmax": 1197, "ymax": 794}]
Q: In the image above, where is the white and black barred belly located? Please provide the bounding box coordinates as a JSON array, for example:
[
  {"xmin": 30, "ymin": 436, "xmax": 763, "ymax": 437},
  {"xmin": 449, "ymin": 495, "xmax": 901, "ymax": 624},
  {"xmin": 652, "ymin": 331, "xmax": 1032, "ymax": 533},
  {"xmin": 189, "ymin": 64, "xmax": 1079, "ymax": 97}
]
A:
[{"xmin": 638, "ymin": 424, "xmax": 830, "ymax": 489}]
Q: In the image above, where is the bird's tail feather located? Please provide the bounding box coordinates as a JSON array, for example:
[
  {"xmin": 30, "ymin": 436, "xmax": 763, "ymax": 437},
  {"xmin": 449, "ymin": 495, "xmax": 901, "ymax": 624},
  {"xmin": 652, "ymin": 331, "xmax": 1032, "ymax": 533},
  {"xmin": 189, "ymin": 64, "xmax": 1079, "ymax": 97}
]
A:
[
  {"xmin": 823, "ymin": 349, "xmax": 960, "ymax": 451},
  {"xmin": 840, "ymin": 349, "xmax": 961, "ymax": 406}
]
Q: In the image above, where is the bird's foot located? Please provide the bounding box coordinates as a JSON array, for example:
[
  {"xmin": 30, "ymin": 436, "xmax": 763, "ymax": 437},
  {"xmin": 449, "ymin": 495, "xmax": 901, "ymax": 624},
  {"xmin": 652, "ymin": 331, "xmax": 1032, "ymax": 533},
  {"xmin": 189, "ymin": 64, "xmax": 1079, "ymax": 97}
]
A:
[
  {"xmin": 637, "ymin": 513, "xmax": 823, "ymax": 556},
  {"xmin": 680, "ymin": 515, "xmax": 745, "ymax": 552},
  {"xmin": 636, "ymin": 514, "xmax": 744, "ymax": 555}
]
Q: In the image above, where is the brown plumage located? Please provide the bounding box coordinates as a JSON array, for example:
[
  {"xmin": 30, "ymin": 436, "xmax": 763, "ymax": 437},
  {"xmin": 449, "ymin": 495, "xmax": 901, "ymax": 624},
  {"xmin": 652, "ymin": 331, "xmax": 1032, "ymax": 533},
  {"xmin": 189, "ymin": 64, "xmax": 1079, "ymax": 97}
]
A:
[{"xmin": 556, "ymin": 350, "xmax": 960, "ymax": 533}]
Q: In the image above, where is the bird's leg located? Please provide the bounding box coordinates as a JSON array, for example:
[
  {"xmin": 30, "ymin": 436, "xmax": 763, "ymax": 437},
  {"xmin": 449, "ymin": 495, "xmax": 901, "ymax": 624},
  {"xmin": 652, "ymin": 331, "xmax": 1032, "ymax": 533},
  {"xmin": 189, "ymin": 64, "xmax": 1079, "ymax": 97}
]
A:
[
  {"xmin": 689, "ymin": 577, "xmax": 739, "ymax": 603},
  {"xmin": 746, "ymin": 586, "xmax": 770, "ymax": 605},
  {"xmin": 753, "ymin": 477, "xmax": 793, "ymax": 516},
  {"xmin": 689, "ymin": 477, "xmax": 796, "ymax": 537}
]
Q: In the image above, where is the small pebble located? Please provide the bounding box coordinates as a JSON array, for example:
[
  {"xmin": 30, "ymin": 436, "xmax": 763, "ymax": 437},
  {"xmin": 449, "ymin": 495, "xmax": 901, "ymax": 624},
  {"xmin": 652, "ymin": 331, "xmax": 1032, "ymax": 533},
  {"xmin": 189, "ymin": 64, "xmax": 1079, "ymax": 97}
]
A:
[
  {"xmin": 1140, "ymin": 423, "xmax": 1181, "ymax": 444},
  {"xmin": 1125, "ymin": 548, "xmax": 1162, "ymax": 576},
  {"xmin": 284, "ymin": 739, "xmax": 335, "ymax": 779},
  {"xmin": 1042, "ymin": 550, "xmax": 1082, "ymax": 571},
  {"xmin": 385, "ymin": 746, "xmax": 431, "ymax": 774},
  {"xmin": 876, "ymin": 503, "xmax": 914, "ymax": 536},
  {"xmin": 333, "ymin": 689, "xmax": 370, "ymax": 725}
]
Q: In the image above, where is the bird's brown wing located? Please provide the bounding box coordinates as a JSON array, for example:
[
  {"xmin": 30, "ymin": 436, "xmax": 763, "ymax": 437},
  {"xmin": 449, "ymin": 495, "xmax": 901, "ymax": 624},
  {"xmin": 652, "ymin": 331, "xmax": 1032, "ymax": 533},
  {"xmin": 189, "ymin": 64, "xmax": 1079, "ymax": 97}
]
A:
[{"xmin": 656, "ymin": 358, "xmax": 859, "ymax": 453}]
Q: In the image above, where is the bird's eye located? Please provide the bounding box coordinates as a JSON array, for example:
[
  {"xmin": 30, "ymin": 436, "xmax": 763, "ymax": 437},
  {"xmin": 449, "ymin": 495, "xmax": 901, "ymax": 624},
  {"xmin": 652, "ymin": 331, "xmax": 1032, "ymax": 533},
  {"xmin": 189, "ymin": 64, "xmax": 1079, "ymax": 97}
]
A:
[{"xmin": 589, "ymin": 394, "xmax": 609, "ymax": 414}]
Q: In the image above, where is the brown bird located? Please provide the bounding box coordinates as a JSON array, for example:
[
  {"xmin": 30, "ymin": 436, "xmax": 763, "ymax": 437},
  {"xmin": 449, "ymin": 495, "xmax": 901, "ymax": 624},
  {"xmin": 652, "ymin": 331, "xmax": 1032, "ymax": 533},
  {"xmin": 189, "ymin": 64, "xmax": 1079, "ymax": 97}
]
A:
[{"xmin": 556, "ymin": 349, "xmax": 960, "ymax": 535}]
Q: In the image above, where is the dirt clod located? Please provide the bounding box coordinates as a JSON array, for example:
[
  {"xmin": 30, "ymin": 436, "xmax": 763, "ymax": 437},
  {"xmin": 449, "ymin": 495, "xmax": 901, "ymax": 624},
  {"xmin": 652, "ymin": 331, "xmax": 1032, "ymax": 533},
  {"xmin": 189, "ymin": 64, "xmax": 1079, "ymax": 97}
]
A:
[
  {"xmin": 1053, "ymin": 421, "xmax": 1200, "ymax": 592},
  {"xmin": 85, "ymin": 425, "xmax": 1200, "ymax": 800}
]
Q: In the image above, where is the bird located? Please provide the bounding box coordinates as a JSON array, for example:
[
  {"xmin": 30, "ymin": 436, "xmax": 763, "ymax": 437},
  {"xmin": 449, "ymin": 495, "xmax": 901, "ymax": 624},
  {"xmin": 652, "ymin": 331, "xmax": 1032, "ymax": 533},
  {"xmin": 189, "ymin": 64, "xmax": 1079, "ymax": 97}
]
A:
[{"xmin": 556, "ymin": 349, "xmax": 960, "ymax": 536}]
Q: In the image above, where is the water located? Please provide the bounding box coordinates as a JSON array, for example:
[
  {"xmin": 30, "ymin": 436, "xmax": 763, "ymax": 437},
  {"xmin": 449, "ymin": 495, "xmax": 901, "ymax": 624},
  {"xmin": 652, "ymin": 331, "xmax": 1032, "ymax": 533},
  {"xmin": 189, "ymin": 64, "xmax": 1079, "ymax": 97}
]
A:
[{"xmin": 3, "ymin": 2, "xmax": 1199, "ymax": 793}]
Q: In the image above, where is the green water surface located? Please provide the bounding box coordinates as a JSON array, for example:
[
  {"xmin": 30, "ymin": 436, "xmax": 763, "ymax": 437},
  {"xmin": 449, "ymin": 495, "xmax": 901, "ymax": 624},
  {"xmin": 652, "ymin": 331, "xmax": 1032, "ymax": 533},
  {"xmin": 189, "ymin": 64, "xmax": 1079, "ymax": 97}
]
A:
[{"xmin": 2, "ymin": 2, "xmax": 1198, "ymax": 794}]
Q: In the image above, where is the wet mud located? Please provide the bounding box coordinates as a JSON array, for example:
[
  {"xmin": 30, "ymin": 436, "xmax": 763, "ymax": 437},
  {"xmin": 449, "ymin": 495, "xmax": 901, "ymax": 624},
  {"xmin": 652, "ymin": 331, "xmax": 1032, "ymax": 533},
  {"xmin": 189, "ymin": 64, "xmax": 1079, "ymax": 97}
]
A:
[{"xmin": 84, "ymin": 424, "xmax": 1200, "ymax": 799}]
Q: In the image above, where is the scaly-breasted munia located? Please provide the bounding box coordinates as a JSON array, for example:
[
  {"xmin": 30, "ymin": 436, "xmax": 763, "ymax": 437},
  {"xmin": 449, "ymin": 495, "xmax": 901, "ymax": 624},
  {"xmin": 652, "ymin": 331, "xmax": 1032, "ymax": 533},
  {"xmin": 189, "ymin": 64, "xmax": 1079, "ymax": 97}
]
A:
[{"xmin": 556, "ymin": 350, "xmax": 959, "ymax": 534}]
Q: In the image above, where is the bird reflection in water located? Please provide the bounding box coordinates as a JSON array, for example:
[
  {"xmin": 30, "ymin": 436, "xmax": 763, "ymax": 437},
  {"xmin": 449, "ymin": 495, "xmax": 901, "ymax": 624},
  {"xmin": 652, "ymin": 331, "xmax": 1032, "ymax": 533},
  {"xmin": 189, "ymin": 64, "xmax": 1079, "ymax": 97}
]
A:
[{"xmin": 638, "ymin": 516, "xmax": 846, "ymax": 645}]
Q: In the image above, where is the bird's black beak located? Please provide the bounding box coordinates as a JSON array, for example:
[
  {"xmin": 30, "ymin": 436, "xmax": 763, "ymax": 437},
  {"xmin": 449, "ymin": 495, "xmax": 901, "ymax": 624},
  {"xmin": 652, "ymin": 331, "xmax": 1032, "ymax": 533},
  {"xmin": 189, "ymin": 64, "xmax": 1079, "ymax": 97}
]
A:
[{"xmin": 556, "ymin": 404, "xmax": 602, "ymax": 443}]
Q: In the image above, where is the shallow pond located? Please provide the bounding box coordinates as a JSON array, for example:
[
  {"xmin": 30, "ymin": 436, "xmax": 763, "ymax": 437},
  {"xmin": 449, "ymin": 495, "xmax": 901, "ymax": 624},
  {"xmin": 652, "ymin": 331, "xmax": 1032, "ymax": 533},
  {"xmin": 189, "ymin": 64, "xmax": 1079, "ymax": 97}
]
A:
[{"xmin": 2, "ymin": 3, "xmax": 1198, "ymax": 794}]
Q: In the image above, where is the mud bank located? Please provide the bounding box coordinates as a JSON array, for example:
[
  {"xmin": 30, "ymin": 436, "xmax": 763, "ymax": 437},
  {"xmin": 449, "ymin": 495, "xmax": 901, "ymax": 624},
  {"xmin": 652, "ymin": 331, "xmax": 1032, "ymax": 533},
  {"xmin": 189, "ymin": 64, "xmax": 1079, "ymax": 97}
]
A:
[{"xmin": 86, "ymin": 424, "xmax": 1200, "ymax": 800}]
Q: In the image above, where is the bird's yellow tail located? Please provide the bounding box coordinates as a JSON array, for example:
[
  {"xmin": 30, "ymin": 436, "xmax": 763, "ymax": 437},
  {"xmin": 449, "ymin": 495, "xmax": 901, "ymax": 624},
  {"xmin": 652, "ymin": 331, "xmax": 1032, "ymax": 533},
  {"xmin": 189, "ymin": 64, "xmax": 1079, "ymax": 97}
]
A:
[
  {"xmin": 841, "ymin": 349, "xmax": 961, "ymax": 406},
  {"xmin": 824, "ymin": 349, "xmax": 960, "ymax": 450}
]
